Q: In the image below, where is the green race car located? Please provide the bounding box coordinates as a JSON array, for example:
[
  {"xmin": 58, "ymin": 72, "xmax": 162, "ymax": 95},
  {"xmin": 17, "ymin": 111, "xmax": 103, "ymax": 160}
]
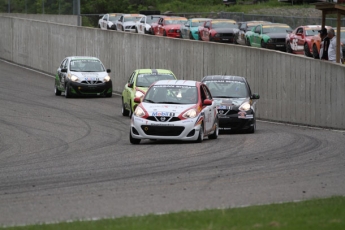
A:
[
  {"xmin": 246, "ymin": 23, "xmax": 292, "ymax": 51},
  {"xmin": 122, "ymin": 69, "xmax": 177, "ymax": 117}
]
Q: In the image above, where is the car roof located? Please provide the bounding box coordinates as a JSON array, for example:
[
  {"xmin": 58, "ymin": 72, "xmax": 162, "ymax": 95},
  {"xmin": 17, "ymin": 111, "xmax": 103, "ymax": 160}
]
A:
[
  {"xmin": 202, "ymin": 75, "xmax": 246, "ymax": 82},
  {"xmin": 190, "ymin": 18, "xmax": 211, "ymax": 22},
  {"xmin": 211, "ymin": 19, "xmax": 236, "ymax": 23},
  {"xmin": 263, "ymin": 23, "xmax": 290, "ymax": 28},
  {"xmin": 69, "ymin": 56, "xmax": 100, "ymax": 61},
  {"xmin": 136, "ymin": 69, "xmax": 175, "ymax": 75},
  {"xmin": 153, "ymin": 80, "xmax": 199, "ymax": 87},
  {"xmin": 123, "ymin": 14, "xmax": 145, "ymax": 17}
]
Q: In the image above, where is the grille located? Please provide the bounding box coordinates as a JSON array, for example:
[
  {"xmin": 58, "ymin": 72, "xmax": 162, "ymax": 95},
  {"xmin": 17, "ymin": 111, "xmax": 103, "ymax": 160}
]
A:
[
  {"xmin": 141, "ymin": 125, "xmax": 185, "ymax": 136},
  {"xmin": 81, "ymin": 80, "xmax": 103, "ymax": 85},
  {"xmin": 218, "ymin": 109, "xmax": 238, "ymax": 115},
  {"xmin": 146, "ymin": 116, "xmax": 181, "ymax": 122}
]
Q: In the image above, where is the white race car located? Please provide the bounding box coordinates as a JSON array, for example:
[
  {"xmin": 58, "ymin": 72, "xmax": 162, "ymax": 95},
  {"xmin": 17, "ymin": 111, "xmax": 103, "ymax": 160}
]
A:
[
  {"xmin": 130, "ymin": 80, "xmax": 219, "ymax": 144},
  {"xmin": 116, "ymin": 14, "xmax": 145, "ymax": 32},
  {"xmin": 98, "ymin": 13, "xmax": 123, "ymax": 30},
  {"xmin": 135, "ymin": 15, "xmax": 162, "ymax": 34}
]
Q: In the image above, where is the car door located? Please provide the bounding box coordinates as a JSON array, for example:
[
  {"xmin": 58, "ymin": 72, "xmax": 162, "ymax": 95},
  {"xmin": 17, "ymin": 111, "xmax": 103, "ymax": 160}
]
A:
[
  {"xmin": 181, "ymin": 21, "xmax": 190, "ymax": 38},
  {"xmin": 117, "ymin": 16, "xmax": 124, "ymax": 31},
  {"xmin": 295, "ymin": 27, "xmax": 305, "ymax": 52},
  {"xmin": 254, "ymin": 25, "xmax": 262, "ymax": 46},
  {"xmin": 200, "ymin": 85, "xmax": 214, "ymax": 132},
  {"xmin": 202, "ymin": 21, "xmax": 211, "ymax": 41},
  {"xmin": 137, "ymin": 16, "xmax": 146, "ymax": 34},
  {"xmin": 124, "ymin": 71, "xmax": 136, "ymax": 109},
  {"xmin": 57, "ymin": 58, "xmax": 68, "ymax": 89}
]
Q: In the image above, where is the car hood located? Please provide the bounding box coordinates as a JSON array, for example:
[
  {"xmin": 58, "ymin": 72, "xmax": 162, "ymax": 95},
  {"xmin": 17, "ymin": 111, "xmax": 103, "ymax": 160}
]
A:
[
  {"xmin": 265, "ymin": 32, "xmax": 287, "ymax": 38},
  {"xmin": 123, "ymin": 21, "xmax": 136, "ymax": 26},
  {"xmin": 213, "ymin": 97, "xmax": 248, "ymax": 108},
  {"xmin": 141, "ymin": 102, "xmax": 194, "ymax": 116},
  {"xmin": 71, "ymin": 71, "xmax": 109, "ymax": 83},
  {"xmin": 212, "ymin": 28, "xmax": 239, "ymax": 33}
]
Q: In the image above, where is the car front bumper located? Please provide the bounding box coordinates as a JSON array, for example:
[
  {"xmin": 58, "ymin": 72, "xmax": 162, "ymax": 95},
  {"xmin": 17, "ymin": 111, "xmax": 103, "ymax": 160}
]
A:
[
  {"xmin": 130, "ymin": 115, "xmax": 202, "ymax": 141},
  {"xmin": 68, "ymin": 81, "xmax": 113, "ymax": 96},
  {"xmin": 218, "ymin": 111, "xmax": 255, "ymax": 131}
]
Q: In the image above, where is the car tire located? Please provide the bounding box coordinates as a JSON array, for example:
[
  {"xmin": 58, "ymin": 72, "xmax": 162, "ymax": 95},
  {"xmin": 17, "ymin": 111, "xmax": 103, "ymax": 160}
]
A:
[
  {"xmin": 208, "ymin": 119, "xmax": 219, "ymax": 139},
  {"xmin": 209, "ymin": 35, "xmax": 213, "ymax": 42},
  {"xmin": 189, "ymin": 32, "xmax": 193, "ymax": 40},
  {"xmin": 261, "ymin": 40, "xmax": 266, "ymax": 48},
  {"xmin": 122, "ymin": 98, "xmax": 129, "ymax": 116},
  {"xmin": 135, "ymin": 28, "xmax": 138, "ymax": 33},
  {"xmin": 286, "ymin": 42, "xmax": 293, "ymax": 53},
  {"xmin": 163, "ymin": 30, "xmax": 167, "ymax": 36},
  {"xmin": 246, "ymin": 38, "xmax": 251, "ymax": 46},
  {"xmin": 304, "ymin": 43, "xmax": 312, "ymax": 57},
  {"xmin": 55, "ymin": 85, "xmax": 61, "ymax": 96},
  {"xmin": 65, "ymin": 84, "xmax": 71, "ymax": 98},
  {"xmin": 312, "ymin": 44, "xmax": 319, "ymax": 59},
  {"xmin": 196, "ymin": 123, "xmax": 204, "ymax": 143},
  {"xmin": 129, "ymin": 130, "xmax": 141, "ymax": 144}
]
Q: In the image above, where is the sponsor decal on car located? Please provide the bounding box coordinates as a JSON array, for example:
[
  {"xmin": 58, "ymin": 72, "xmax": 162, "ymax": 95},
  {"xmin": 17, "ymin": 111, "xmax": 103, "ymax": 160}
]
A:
[{"xmin": 152, "ymin": 112, "xmax": 175, "ymax": 116}]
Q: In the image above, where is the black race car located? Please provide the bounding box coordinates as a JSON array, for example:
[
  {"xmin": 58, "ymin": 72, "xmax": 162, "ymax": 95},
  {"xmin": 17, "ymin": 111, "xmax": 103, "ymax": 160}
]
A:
[{"xmin": 202, "ymin": 75, "xmax": 260, "ymax": 133}]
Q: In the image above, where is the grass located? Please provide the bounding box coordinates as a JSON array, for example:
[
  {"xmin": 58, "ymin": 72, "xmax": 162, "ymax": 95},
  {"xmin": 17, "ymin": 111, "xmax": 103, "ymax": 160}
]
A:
[{"xmin": 2, "ymin": 196, "xmax": 345, "ymax": 230}]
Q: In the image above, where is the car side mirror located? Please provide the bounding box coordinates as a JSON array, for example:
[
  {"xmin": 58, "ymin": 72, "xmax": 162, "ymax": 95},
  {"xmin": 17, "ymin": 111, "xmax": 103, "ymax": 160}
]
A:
[
  {"xmin": 127, "ymin": 83, "xmax": 133, "ymax": 88},
  {"xmin": 203, "ymin": 99, "xmax": 212, "ymax": 105},
  {"xmin": 107, "ymin": 69, "xmax": 111, "ymax": 73},
  {"xmin": 61, "ymin": 68, "xmax": 67, "ymax": 73},
  {"xmin": 250, "ymin": 94, "xmax": 260, "ymax": 100},
  {"xmin": 134, "ymin": 97, "xmax": 141, "ymax": 103}
]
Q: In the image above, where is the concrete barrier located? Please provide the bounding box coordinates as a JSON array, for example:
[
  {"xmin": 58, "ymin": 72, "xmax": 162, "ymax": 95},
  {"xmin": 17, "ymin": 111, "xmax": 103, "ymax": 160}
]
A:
[
  {"xmin": 0, "ymin": 15, "xmax": 344, "ymax": 130},
  {"xmin": 0, "ymin": 13, "xmax": 78, "ymax": 25}
]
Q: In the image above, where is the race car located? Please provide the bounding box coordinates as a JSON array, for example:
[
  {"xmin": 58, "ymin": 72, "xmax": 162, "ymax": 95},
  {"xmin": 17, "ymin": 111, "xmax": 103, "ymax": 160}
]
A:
[
  {"xmin": 98, "ymin": 13, "xmax": 123, "ymax": 30},
  {"xmin": 180, "ymin": 18, "xmax": 211, "ymax": 40},
  {"xmin": 129, "ymin": 80, "xmax": 219, "ymax": 144},
  {"xmin": 122, "ymin": 69, "xmax": 177, "ymax": 117},
  {"xmin": 246, "ymin": 23, "xmax": 292, "ymax": 51},
  {"xmin": 286, "ymin": 25, "xmax": 325, "ymax": 56},
  {"xmin": 55, "ymin": 56, "xmax": 113, "ymax": 98},
  {"xmin": 235, "ymin": 21, "xmax": 271, "ymax": 45},
  {"xmin": 202, "ymin": 75, "xmax": 260, "ymax": 133},
  {"xmin": 151, "ymin": 16, "xmax": 188, "ymax": 38},
  {"xmin": 116, "ymin": 14, "xmax": 144, "ymax": 32},
  {"xmin": 135, "ymin": 15, "xmax": 163, "ymax": 34},
  {"xmin": 199, "ymin": 19, "xmax": 239, "ymax": 43}
]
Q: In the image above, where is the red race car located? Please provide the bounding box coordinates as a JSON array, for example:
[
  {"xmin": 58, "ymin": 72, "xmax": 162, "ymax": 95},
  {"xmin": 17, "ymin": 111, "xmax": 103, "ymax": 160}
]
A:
[
  {"xmin": 199, "ymin": 19, "xmax": 238, "ymax": 43},
  {"xmin": 286, "ymin": 25, "xmax": 331, "ymax": 57},
  {"xmin": 151, "ymin": 16, "xmax": 188, "ymax": 38}
]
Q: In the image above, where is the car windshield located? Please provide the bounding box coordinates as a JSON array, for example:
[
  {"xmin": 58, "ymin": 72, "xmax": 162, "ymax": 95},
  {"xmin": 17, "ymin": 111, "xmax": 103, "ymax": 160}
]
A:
[
  {"xmin": 70, "ymin": 60, "xmax": 105, "ymax": 72},
  {"xmin": 124, "ymin": 16, "xmax": 141, "ymax": 22},
  {"xmin": 136, "ymin": 74, "xmax": 176, "ymax": 87},
  {"xmin": 109, "ymin": 16, "xmax": 120, "ymax": 22},
  {"xmin": 263, "ymin": 26, "xmax": 291, "ymax": 33},
  {"xmin": 204, "ymin": 80, "xmax": 249, "ymax": 98},
  {"xmin": 165, "ymin": 19, "xmax": 187, "ymax": 25},
  {"xmin": 191, "ymin": 21, "xmax": 207, "ymax": 27},
  {"xmin": 147, "ymin": 17, "xmax": 160, "ymax": 23},
  {"xmin": 144, "ymin": 85, "xmax": 197, "ymax": 104},
  {"xmin": 305, "ymin": 29, "xmax": 320, "ymax": 36},
  {"xmin": 212, "ymin": 22, "xmax": 237, "ymax": 29}
]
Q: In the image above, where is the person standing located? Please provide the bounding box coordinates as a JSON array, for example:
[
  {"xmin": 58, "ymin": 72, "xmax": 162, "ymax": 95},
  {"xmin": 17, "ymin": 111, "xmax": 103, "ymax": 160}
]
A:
[
  {"xmin": 327, "ymin": 28, "xmax": 344, "ymax": 63},
  {"xmin": 319, "ymin": 28, "xmax": 330, "ymax": 60}
]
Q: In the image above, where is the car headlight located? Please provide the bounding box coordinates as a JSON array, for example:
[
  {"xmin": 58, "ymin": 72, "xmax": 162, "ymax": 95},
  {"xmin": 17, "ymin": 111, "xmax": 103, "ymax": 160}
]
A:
[
  {"xmin": 134, "ymin": 106, "xmax": 145, "ymax": 117},
  {"xmin": 176, "ymin": 29, "xmax": 181, "ymax": 33},
  {"xmin": 214, "ymin": 33, "xmax": 220, "ymax": 38},
  {"xmin": 69, "ymin": 74, "xmax": 78, "ymax": 82},
  {"xmin": 182, "ymin": 108, "xmax": 197, "ymax": 119},
  {"xmin": 239, "ymin": 102, "xmax": 251, "ymax": 111},
  {"xmin": 135, "ymin": 90, "xmax": 144, "ymax": 98},
  {"xmin": 104, "ymin": 76, "xmax": 111, "ymax": 82}
]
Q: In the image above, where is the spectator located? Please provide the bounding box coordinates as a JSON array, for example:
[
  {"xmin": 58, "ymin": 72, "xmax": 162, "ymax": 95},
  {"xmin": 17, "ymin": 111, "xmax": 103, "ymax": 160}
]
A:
[
  {"xmin": 319, "ymin": 28, "xmax": 330, "ymax": 60},
  {"xmin": 327, "ymin": 28, "xmax": 344, "ymax": 63}
]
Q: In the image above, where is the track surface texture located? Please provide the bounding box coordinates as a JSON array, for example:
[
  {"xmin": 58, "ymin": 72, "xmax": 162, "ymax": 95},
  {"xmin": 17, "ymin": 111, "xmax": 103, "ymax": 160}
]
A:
[{"xmin": 0, "ymin": 60, "xmax": 344, "ymax": 226}]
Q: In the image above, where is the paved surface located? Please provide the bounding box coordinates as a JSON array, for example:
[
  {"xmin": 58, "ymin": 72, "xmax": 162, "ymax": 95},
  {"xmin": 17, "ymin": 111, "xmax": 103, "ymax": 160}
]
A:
[{"xmin": 0, "ymin": 60, "xmax": 345, "ymax": 226}]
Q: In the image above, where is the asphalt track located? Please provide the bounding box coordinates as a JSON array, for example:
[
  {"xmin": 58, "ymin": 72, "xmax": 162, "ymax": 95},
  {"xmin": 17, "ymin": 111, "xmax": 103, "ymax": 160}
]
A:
[{"xmin": 0, "ymin": 60, "xmax": 344, "ymax": 226}]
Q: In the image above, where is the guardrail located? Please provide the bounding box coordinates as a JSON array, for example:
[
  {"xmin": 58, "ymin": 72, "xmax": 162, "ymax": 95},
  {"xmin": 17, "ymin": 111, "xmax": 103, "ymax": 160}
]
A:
[{"xmin": 0, "ymin": 15, "xmax": 344, "ymax": 130}]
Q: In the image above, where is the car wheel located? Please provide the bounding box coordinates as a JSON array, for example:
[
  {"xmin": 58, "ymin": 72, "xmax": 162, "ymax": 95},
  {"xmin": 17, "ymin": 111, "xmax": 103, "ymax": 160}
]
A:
[
  {"xmin": 312, "ymin": 44, "xmax": 319, "ymax": 59},
  {"xmin": 304, "ymin": 43, "xmax": 312, "ymax": 57},
  {"xmin": 261, "ymin": 40, "xmax": 266, "ymax": 48},
  {"xmin": 196, "ymin": 123, "xmax": 204, "ymax": 143},
  {"xmin": 163, "ymin": 30, "xmax": 167, "ymax": 36},
  {"xmin": 55, "ymin": 85, "xmax": 61, "ymax": 96},
  {"xmin": 129, "ymin": 130, "xmax": 141, "ymax": 144},
  {"xmin": 209, "ymin": 35, "xmax": 213, "ymax": 42},
  {"xmin": 122, "ymin": 27, "xmax": 124, "ymax": 31},
  {"xmin": 208, "ymin": 119, "xmax": 219, "ymax": 139},
  {"xmin": 246, "ymin": 38, "xmax": 251, "ymax": 46},
  {"xmin": 189, "ymin": 32, "xmax": 193, "ymax": 40},
  {"xmin": 122, "ymin": 98, "xmax": 129, "ymax": 116},
  {"xmin": 286, "ymin": 42, "xmax": 293, "ymax": 53},
  {"xmin": 107, "ymin": 25, "xmax": 110, "ymax": 30},
  {"xmin": 135, "ymin": 28, "xmax": 138, "ymax": 33},
  {"xmin": 65, "ymin": 84, "xmax": 70, "ymax": 98}
]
